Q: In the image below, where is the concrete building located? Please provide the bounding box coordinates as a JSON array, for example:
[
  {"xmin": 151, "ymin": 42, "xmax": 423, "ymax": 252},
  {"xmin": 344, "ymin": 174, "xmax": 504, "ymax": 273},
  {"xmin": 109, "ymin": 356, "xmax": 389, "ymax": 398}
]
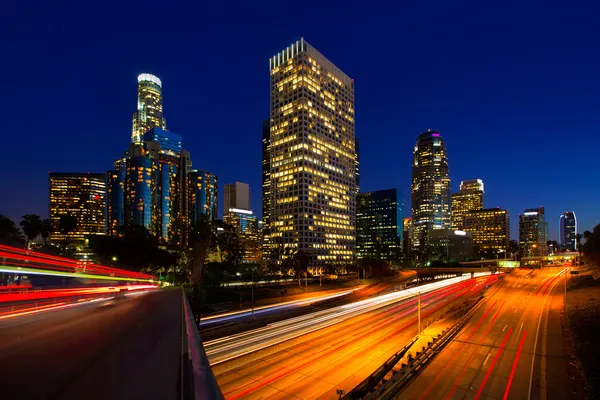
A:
[
  {"xmin": 49, "ymin": 172, "xmax": 106, "ymax": 246},
  {"xmin": 451, "ymin": 179, "xmax": 484, "ymax": 230},
  {"xmin": 428, "ymin": 229, "xmax": 472, "ymax": 262},
  {"xmin": 463, "ymin": 208, "xmax": 510, "ymax": 256},
  {"xmin": 519, "ymin": 207, "xmax": 547, "ymax": 256},
  {"xmin": 268, "ymin": 38, "xmax": 356, "ymax": 267}
]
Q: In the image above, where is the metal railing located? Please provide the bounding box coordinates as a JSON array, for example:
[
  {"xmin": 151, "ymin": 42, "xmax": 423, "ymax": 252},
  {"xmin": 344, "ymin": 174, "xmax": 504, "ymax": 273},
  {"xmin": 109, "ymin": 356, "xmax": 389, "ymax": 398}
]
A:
[
  {"xmin": 362, "ymin": 298, "xmax": 485, "ymax": 400},
  {"xmin": 181, "ymin": 290, "xmax": 224, "ymax": 400}
]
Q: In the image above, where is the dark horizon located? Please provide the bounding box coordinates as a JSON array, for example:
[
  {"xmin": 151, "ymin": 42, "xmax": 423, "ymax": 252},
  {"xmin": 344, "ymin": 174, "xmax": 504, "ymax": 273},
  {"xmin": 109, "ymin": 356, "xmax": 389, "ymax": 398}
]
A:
[{"xmin": 2, "ymin": 0, "xmax": 599, "ymax": 240}]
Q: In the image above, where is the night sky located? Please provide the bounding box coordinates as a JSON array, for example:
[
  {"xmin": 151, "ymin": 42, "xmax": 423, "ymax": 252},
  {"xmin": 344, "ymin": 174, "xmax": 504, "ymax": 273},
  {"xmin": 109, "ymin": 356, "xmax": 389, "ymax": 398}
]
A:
[{"xmin": 2, "ymin": 0, "xmax": 599, "ymax": 240}]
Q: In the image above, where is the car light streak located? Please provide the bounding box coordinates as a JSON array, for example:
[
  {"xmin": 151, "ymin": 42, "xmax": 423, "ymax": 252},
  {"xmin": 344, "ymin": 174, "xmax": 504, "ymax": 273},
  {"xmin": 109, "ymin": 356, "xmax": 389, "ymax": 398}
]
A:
[
  {"xmin": 207, "ymin": 273, "xmax": 492, "ymax": 365},
  {"xmin": 474, "ymin": 327, "xmax": 513, "ymax": 400}
]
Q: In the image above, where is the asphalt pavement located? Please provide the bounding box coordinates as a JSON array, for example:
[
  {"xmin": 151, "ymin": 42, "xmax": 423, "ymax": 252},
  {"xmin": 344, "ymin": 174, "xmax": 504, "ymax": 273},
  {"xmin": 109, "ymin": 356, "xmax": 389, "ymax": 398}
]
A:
[
  {"xmin": 0, "ymin": 289, "xmax": 182, "ymax": 400},
  {"xmin": 398, "ymin": 267, "xmax": 572, "ymax": 400}
]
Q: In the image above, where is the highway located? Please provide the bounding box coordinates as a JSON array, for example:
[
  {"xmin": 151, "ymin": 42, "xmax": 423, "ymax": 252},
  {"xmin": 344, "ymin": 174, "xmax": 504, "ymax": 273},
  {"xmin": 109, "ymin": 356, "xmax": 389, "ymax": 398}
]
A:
[
  {"xmin": 0, "ymin": 289, "xmax": 182, "ymax": 400},
  {"xmin": 211, "ymin": 273, "xmax": 497, "ymax": 399},
  {"xmin": 399, "ymin": 267, "xmax": 572, "ymax": 400}
]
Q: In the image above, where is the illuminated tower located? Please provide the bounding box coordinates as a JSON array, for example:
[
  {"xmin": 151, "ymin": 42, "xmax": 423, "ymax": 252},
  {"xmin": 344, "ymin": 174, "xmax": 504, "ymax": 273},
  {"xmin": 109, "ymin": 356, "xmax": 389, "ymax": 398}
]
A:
[
  {"xmin": 269, "ymin": 38, "xmax": 356, "ymax": 268},
  {"xmin": 519, "ymin": 207, "xmax": 547, "ymax": 256},
  {"xmin": 132, "ymin": 73, "xmax": 167, "ymax": 144},
  {"xmin": 411, "ymin": 130, "xmax": 451, "ymax": 254},
  {"xmin": 559, "ymin": 211, "xmax": 577, "ymax": 251},
  {"xmin": 262, "ymin": 119, "xmax": 272, "ymax": 252},
  {"xmin": 451, "ymin": 179, "xmax": 484, "ymax": 230}
]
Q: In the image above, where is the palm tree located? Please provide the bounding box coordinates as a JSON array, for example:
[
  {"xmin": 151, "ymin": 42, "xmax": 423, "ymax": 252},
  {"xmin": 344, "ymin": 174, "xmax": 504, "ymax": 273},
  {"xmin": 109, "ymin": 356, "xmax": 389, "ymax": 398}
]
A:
[
  {"xmin": 40, "ymin": 218, "xmax": 54, "ymax": 247},
  {"xmin": 20, "ymin": 214, "xmax": 42, "ymax": 249},
  {"xmin": 0, "ymin": 215, "xmax": 23, "ymax": 246},
  {"xmin": 59, "ymin": 214, "xmax": 78, "ymax": 251}
]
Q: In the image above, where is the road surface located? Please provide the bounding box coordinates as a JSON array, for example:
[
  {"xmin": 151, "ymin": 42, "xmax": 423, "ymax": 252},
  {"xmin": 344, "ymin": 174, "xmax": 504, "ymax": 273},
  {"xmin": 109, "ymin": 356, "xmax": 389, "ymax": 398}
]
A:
[
  {"xmin": 399, "ymin": 267, "xmax": 572, "ymax": 400},
  {"xmin": 0, "ymin": 289, "xmax": 182, "ymax": 400},
  {"xmin": 213, "ymin": 274, "xmax": 496, "ymax": 399}
]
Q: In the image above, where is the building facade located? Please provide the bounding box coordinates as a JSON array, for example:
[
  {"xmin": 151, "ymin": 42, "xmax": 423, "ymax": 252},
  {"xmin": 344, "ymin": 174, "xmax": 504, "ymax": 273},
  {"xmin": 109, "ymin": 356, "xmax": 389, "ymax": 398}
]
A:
[
  {"xmin": 268, "ymin": 38, "xmax": 357, "ymax": 267},
  {"xmin": 261, "ymin": 119, "xmax": 272, "ymax": 253},
  {"xmin": 559, "ymin": 211, "xmax": 577, "ymax": 251},
  {"xmin": 463, "ymin": 208, "xmax": 510, "ymax": 255},
  {"xmin": 223, "ymin": 209, "xmax": 260, "ymax": 262},
  {"xmin": 49, "ymin": 173, "xmax": 106, "ymax": 245},
  {"xmin": 428, "ymin": 229, "xmax": 472, "ymax": 262},
  {"xmin": 451, "ymin": 179, "xmax": 484, "ymax": 230},
  {"xmin": 519, "ymin": 207, "xmax": 547, "ymax": 256},
  {"xmin": 224, "ymin": 182, "xmax": 250, "ymax": 212},
  {"xmin": 356, "ymin": 189, "xmax": 403, "ymax": 262},
  {"xmin": 132, "ymin": 73, "xmax": 167, "ymax": 144},
  {"xmin": 411, "ymin": 130, "xmax": 451, "ymax": 254},
  {"xmin": 188, "ymin": 170, "xmax": 218, "ymax": 225}
]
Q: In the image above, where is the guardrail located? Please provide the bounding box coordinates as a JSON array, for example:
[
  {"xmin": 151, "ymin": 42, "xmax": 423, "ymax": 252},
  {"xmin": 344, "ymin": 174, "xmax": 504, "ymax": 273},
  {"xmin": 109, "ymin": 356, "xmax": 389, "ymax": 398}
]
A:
[
  {"xmin": 342, "ymin": 336, "xmax": 418, "ymax": 399},
  {"xmin": 362, "ymin": 298, "xmax": 485, "ymax": 400},
  {"xmin": 181, "ymin": 290, "xmax": 224, "ymax": 400}
]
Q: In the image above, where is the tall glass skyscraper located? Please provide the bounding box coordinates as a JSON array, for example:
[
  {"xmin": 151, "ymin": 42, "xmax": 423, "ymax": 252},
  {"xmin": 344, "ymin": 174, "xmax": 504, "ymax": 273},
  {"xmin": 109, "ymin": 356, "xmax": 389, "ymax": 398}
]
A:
[
  {"xmin": 132, "ymin": 73, "xmax": 167, "ymax": 144},
  {"xmin": 560, "ymin": 211, "xmax": 577, "ymax": 251},
  {"xmin": 268, "ymin": 38, "xmax": 357, "ymax": 267},
  {"xmin": 188, "ymin": 170, "xmax": 218, "ymax": 224},
  {"xmin": 107, "ymin": 159, "xmax": 126, "ymax": 236},
  {"xmin": 411, "ymin": 130, "xmax": 451, "ymax": 254},
  {"xmin": 356, "ymin": 189, "xmax": 403, "ymax": 261}
]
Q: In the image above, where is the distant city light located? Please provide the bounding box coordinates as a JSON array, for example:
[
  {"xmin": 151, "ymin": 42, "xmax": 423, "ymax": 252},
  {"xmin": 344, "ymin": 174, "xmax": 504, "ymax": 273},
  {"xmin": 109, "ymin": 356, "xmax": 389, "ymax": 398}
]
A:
[{"xmin": 229, "ymin": 208, "xmax": 253, "ymax": 215}]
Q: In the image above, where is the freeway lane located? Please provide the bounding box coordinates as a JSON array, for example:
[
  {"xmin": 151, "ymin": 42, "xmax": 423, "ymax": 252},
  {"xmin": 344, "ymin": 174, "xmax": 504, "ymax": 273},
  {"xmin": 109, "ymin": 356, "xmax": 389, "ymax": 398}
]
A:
[
  {"xmin": 213, "ymin": 274, "xmax": 498, "ymax": 399},
  {"xmin": 399, "ymin": 267, "xmax": 571, "ymax": 400},
  {"xmin": 0, "ymin": 289, "xmax": 181, "ymax": 400}
]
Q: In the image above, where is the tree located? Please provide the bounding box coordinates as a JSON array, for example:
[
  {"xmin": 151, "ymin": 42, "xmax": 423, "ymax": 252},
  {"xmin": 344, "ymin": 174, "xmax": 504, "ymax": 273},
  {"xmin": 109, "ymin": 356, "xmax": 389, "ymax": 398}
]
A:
[
  {"xmin": 189, "ymin": 214, "xmax": 216, "ymax": 321},
  {"xmin": 576, "ymin": 233, "xmax": 583, "ymax": 258},
  {"xmin": 20, "ymin": 214, "xmax": 42, "ymax": 249},
  {"xmin": 59, "ymin": 214, "xmax": 78, "ymax": 250},
  {"xmin": 40, "ymin": 218, "xmax": 54, "ymax": 247},
  {"xmin": 0, "ymin": 215, "xmax": 23, "ymax": 247},
  {"xmin": 281, "ymin": 248, "xmax": 310, "ymax": 288},
  {"xmin": 581, "ymin": 224, "xmax": 600, "ymax": 273},
  {"xmin": 216, "ymin": 222, "xmax": 244, "ymax": 265}
]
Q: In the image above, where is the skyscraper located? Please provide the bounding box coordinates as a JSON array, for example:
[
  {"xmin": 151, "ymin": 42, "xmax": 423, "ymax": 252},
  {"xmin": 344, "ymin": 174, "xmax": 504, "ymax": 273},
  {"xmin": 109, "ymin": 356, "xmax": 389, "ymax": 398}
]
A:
[
  {"xmin": 262, "ymin": 119, "xmax": 271, "ymax": 252},
  {"xmin": 560, "ymin": 211, "xmax": 577, "ymax": 251},
  {"xmin": 451, "ymin": 179, "xmax": 484, "ymax": 230},
  {"xmin": 49, "ymin": 173, "xmax": 106, "ymax": 246},
  {"xmin": 188, "ymin": 170, "xmax": 218, "ymax": 224},
  {"xmin": 268, "ymin": 38, "xmax": 356, "ymax": 267},
  {"xmin": 463, "ymin": 208, "xmax": 510, "ymax": 255},
  {"xmin": 519, "ymin": 207, "xmax": 547, "ymax": 256},
  {"xmin": 356, "ymin": 189, "xmax": 403, "ymax": 261},
  {"xmin": 224, "ymin": 182, "xmax": 250, "ymax": 213},
  {"xmin": 132, "ymin": 73, "xmax": 167, "ymax": 144},
  {"xmin": 411, "ymin": 130, "xmax": 451, "ymax": 255}
]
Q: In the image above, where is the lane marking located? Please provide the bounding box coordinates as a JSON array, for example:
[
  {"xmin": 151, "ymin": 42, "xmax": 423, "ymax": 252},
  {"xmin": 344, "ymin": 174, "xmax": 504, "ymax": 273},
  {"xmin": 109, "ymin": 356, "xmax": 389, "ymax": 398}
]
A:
[
  {"xmin": 474, "ymin": 328, "xmax": 513, "ymax": 400},
  {"xmin": 502, "ymin": 324, "xmax": 508, "ymax": 332},
  {"xmin": 503, "ymin": 330, "xmax": 528, "ymax": 400}
]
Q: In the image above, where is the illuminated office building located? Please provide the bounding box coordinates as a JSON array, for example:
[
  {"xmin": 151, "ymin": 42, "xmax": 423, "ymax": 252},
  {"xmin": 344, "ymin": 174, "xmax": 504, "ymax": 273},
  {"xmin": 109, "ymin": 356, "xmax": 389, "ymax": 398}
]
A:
[
  {"xmin": 107, "ymin": 159, "xmax": 126, "ymax": 236},
  {"xmin": 356, "ymin": 189, "xmax": 403, "ymax": 261},
  {"xmin": 262, "ymin": 119, "xmax": 272, "ymax": 251},
  {"xmin": 225, "ymin": 182, "xmax": 250, "ymax": 212},
  {"xmin": 269, "ymin": 38, "xmax": 357, "ymax": 267},
  {"xmin": 463, "ymin": 208, "xmax": 510, "ymax": 254},
  {"xmin": 49, "ymin": 173, "xmax": 106, "ymax": 245},
  {"xmin": 451, "ymin": 179, "xmax": 484, "ymax": 230},
  {"xmin": 519, "ymin": 207, "xmax": 547, "ymax": 256},
  {"xmin": 188, "ymin": 170, "xmax": 218, "ymax": 224},
  {"xmin": 411, "ymin": 130, "xmax": 451, "ymax": 253},
  {"xmin": 403, "ymin": 218, "xmax": 413, "ymax": 257},
  {"xmin": 223, "ymin": 208, "xmax": 260, "ymax": 262},
  {"xmin": 559, "ymin": 211, "xmax": 577, "ymax": 251},
  {"xmin": 355, "ymin": 138, "xmax": 360, "ymax": 194},
  {"xmin": 143, "ymin": 128, "xmax": 182, "ymax": 155},
  {"xmin": 428, "ymin": 229, "xmax": 472, "ymax": 262},
  {"xmin": 132, "ymin": 73, "xmax": 167, "ymax": 144}
]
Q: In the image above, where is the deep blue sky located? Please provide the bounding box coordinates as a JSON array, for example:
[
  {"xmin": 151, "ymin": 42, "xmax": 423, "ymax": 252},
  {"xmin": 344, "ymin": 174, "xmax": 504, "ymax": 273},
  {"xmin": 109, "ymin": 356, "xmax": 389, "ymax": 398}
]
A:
[{"xmin": 2, "ymin": 0, "xmax": 599, "ymax": 240}]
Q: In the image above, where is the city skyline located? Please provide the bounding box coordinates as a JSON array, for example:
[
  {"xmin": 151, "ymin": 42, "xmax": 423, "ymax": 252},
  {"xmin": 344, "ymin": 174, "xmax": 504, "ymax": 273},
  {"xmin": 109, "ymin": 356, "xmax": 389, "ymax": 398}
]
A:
[{"xmin": 2, "ymin": 2, "xmax": 600, "ymax": 241}]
